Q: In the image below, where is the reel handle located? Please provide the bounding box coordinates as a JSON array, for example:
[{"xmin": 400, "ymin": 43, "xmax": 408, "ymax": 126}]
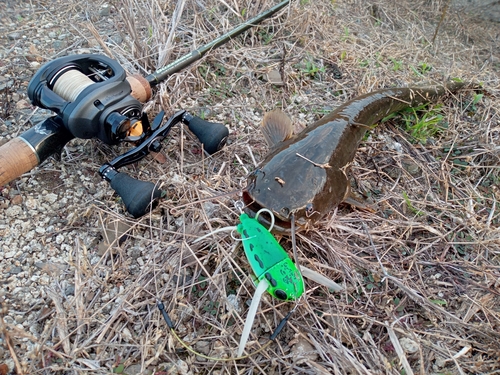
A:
[
  {"xmin": 106, "ymin": 170, "xmax": 162, "ymax": 218},
  {"xmin": 184, "ymin": 113, "xmax": 229, "ymax": 154}
]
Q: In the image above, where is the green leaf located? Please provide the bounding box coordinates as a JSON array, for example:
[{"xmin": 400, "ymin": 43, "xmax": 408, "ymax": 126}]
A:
[{"xmin": 430, "ymin": 299, "xmax": 447, "ymax": 306}]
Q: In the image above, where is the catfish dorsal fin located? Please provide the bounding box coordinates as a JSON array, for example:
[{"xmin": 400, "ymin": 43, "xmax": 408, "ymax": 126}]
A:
[{"xmin": 261, "ymin": 109, "xmax": 294, "ymax": 147}]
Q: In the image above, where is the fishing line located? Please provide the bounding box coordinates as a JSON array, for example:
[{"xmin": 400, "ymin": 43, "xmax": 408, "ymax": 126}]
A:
[
  {"xmin": 157, "ymin": 299, "xmax": 293, "ymax": 361},
  {"xmin": 52, "ymin": 69, "xmax": 94, "ymax": 102}
]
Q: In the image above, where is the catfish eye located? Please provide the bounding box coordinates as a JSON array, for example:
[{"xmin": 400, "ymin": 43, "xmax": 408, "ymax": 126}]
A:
[
  {"xmin": 274, "ymin": 289, "xmax": 288, "ymax": 300},
  {"xmin": 306, "ymin": 203, "xmax": 314, "ymax": 214}
]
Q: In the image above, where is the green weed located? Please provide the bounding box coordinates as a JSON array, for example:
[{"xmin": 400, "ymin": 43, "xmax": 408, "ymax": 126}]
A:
[
  {"xmin": 296, "ymin": 59, "xmax": 325, "ymax": 79},
  {"xmin": 389, "ymin": 57, "xmax": 403, "ymax": 71},
  {"xmin": 341, "ymin": 26, "xmax": 350, "ymax": 41},
  {"xmin": 410, "ymin": 62, "xmax": 432, "ymax": 76},
  {"xmin": 402, "ymin": 191, "xmax": 423, "ymax": 216},
  {"xmin": 383, "ymin": 103, "xmax": 447, "ymax": 144},
  {"xmin": 469, "ymin": 92, "xmax": 483, "ymax": 112}
]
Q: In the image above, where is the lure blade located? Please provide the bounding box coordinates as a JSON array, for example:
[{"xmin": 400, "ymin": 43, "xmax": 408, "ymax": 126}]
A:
[
  {"xmin": 237, "ymin": 278, "xmax": 269, "ymax": 357},
  {"xmin": 300, "ymin": 265, "xmax": 343, "ymax": 292},
  {"xmin": 236, "ymin": 213, "xmax": 304, "ymax": 301}
]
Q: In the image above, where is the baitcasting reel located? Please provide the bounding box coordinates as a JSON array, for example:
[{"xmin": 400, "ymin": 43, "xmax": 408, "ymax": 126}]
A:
[{"xmin": 0, "ymin": 54, "xmax": 229, "ymax": 217}]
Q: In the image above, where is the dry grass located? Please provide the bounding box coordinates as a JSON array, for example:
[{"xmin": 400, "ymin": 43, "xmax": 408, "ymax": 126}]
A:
[{"xmin": 4, "ymin": 0, "xmax": 500, "ymax": 374}]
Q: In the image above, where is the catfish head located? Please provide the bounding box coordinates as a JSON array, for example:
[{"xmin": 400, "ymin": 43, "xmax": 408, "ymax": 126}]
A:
[{"xmin": 242, "ymin": 109, "xmax": 352, "ymax": 233}]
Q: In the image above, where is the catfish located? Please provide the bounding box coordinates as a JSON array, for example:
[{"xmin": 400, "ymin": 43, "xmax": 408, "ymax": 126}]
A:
[{"xmin": 242, "ymin": 82, "xmax": 466, "ymax": 232}]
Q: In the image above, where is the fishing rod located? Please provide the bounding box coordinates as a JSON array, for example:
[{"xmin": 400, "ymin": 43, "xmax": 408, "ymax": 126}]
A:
[{"xmin": 0, "ymin": 0, "xmax": 291, "ymax": 218}]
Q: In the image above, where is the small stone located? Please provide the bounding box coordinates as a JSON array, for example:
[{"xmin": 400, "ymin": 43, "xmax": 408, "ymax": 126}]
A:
[
  {"xmin": 225, "ymin": 294, "xmax": 241, "ymax": 313},
  {"xmin": 99, "ymin": 4, "xmax": 111, "ymax": 16},
  {"xmin": 403, "ymin": 160, "xmax": 420, "ymax": 176},
  {"xmin": 65, "ymin": 284, "xmax": 75, "ymax": 296},
  {"xmin": 44, "ymin": 193, "xmax": 58, "ymax": 204},
  {"xmin": 290, "ymin": 336, "xmax": 318, "ymax": 362},
  {"xmin": 7, "ymin": 32, "xmax": 22, "ymax": 40},
  {"xmin": 123, "ymin": 364, "xmax": 143, "ymax": 375},
  {"xmin": 52, "ymin": 40, "xmax": 66, "ymax": 50},
  {"xmin": 121, "ymin": 327, "xmax": 132, "ymax": 342},
  {"xmin": 11, "ymin": 195, "xmax": 23, "ymax": 205},
  {"xmin": 194, "ymin": 340, "xmax": 211, "ymax": 355},
  {"xmin": 15, "ymin": 99, "xmax": 31, "ymax": 110},
  {"xmin": 400, "ymin": 337, "xmax": 419, "ymax": 353},
  {"xmin": 5, "ymin": 205, "xmax": 22, "ymax": 218},
  {"xmin": 8, "ymin": 266, "xmax": 23, "ymax": 275},
  {"xmin": 202, "ymin": 201, "xmax": 218, "ymax": 218},
  {"xmin": 110, "ymin": 34, "xmax": 123, "ymax": 44},
  {"xmin": 266, "ymin": 69, "xmax": 284, "ymax": 86},
  {"xmin": 4, "ymin": 251, "xmax": 16, "ymax": 259}
]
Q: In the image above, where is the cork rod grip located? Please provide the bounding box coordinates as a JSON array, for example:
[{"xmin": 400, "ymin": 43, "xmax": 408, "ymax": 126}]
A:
[
  {"xmin": 126, "ymin": 74, "xmax": 152, "ymax": 103},
  {"xmin": 0, "ymin": 137, "xmax": 39, "ymax": 186}
]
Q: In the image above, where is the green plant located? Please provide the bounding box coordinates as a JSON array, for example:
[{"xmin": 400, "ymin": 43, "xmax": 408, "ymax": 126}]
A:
[
  {"xmin": 383, "ymin": 103, "xmax": 446, "ymax": 144},
  {"xmin": 258, "ymin": 29, "xmax": 274, "ymax": 45},
  {"xmin": 359, "ymin": 59, "xmax": 370, "ymax": 68},
  {"xmin": 403, "ymin": 104, "xmax": 445, "ymax": 143},
  {"xmin": 418, "ymin": 62, "xmax": 432, "ymax": 74},
  {"xmin": 402, "ymin": 191, "xmax": 423, "ymax": 216},
  {"xmin": 203, "ymin": 300, "xmax": 220, "ymax": 316},
  {"xmin": 299, "ymin": 59, "xmax": 325, "ymax": 78},
  {"xmin": 339, "ymin": 50, "xmax": 347, "ymax": 63},
  {"xmin": 469, "ymin": 92, "xmax": 483, "ymax": 112},
  {"xmin": 341, "ymin": 26, "xmax": 350, "ymax": 41},
  {"xmin": 389, "ymin": 57, "xmax": 403, "ymax": 71},
  {"xmin": 410, "ymin": 62, "xmax": 432, "ymax": 76}
]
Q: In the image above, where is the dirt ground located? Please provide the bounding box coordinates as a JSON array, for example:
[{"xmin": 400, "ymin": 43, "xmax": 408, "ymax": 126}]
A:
[{"xmin": 1, "ymin": 0, "xmax": 499, "ymax": 374}]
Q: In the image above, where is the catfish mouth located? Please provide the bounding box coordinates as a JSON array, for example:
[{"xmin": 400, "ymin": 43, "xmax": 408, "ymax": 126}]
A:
[{"xmin": 242, "ymin": 190, "xmax": 293, "ymax": 234}]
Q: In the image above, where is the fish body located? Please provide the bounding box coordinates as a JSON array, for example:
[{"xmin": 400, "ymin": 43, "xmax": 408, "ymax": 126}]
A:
[{"xmin": 243, "ymin": 82, "xmax": 465, "ymax": 232}]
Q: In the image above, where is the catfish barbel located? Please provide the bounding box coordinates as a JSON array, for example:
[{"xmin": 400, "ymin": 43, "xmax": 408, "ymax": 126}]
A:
[{"xmin": 242, "ymin": 82, "xmax": 466, "ymax": 232}]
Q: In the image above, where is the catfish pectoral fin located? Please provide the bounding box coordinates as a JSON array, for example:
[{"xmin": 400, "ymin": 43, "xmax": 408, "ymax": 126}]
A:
[{"xmin": 261, "ymin": 109, "xmax": 294, "ymax": 147}]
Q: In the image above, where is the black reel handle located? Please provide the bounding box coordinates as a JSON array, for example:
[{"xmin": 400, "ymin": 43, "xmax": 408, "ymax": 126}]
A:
[
  {"xmin": 184, "ymin": 113, "xmax": 229, "ymax": 154},
  {"xmin": 99, "ymin": 110, "xmax": 229, "ymax": 218},
  {"xmin": 104, "ymin": 168, "xmax": 162, "ymax": 218}
]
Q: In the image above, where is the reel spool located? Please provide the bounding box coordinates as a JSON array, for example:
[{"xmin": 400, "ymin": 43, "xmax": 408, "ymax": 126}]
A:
[{"xmin": 27, "ymin": 54, "xmax": 149, "ymax": 145}]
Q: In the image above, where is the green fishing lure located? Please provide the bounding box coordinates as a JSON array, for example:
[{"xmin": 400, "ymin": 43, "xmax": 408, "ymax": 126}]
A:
[{"xmin": 236, "ymin": 213, "xmax": 304, "ymax": 300}]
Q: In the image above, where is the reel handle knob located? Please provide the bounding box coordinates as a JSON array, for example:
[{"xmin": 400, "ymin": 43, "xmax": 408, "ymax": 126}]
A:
[
  {"xmin": 184, "ymin": 113, "xmax": 229, "ymax": 154},
  {"xmin": 106, "ymin": 170, "xmax": 162, "ymax": 218}
]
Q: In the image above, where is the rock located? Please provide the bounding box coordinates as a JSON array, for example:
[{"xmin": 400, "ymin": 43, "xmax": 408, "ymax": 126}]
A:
[
  {"xmin": 10, "ymin": 195, "xmax": 23, "ymax": 205},
  {"xmin": 266, "ymin": 69, "xmax": 284, "ymax": 86},
  {"xmin": 8, "ymin": 266, "xmax": 23, "ymax": 274},
  {"xmin": 225, "ymin": 294, "xmax": 241, "ymax": 313},
  {"xmin": 290, "ymin": 336, "xmax": 318, "ymax": 362},
  {"xmin": 110, "ymin": 34, "xmax": 123, "ymax": 44},
  {"xmin": 194, "ymin": 340, "xmax": 211, "ymax": 355},
  {"xmin": 123, "ymin": 364, "xmax": 143, "ymax": 375},
  {"xmin": 99, "ymin": 3, "xmax": 111, "ymax": 16},
  {"xmin": 5, "ymin": 205, "xmax": 23, "ymax": 218},
  {"xmin": 400, "ymin": 337, "xmax": 419, "ymax": 353},
  {"xmin": 15, "ymin": 99, "xmax": 30, "ymax": 110},
  {"xmin": 7, "ymin": 32, "xmax": 21, "ymax": 40},
  {"xmin": 202, "ymin": 201, "xmax": 218, "ymax": 218}
]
